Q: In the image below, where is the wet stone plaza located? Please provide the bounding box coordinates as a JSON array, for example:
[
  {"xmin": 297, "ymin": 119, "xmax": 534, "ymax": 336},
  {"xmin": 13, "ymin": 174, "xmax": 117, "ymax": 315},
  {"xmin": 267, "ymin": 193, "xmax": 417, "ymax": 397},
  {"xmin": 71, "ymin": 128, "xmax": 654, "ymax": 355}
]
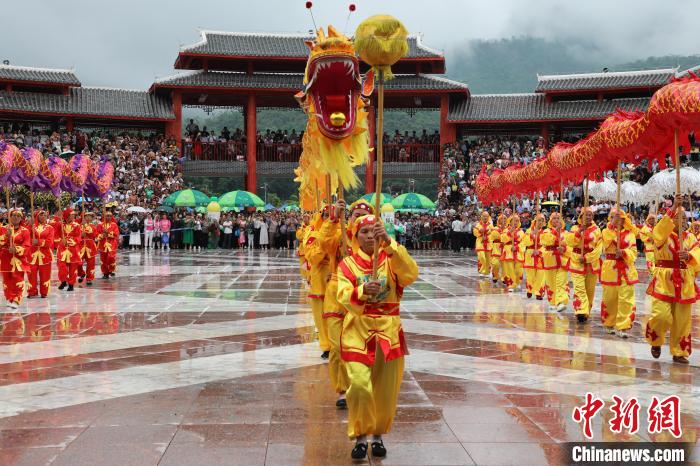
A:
[{"xmin": 0, "ymin": 249, "xmax": 698, "ymax": 465}]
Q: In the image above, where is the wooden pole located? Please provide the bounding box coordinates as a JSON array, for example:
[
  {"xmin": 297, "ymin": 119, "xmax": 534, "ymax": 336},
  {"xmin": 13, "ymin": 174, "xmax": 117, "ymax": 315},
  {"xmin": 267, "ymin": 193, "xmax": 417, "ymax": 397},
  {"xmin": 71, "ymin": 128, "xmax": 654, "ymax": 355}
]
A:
[
  {"xmin": 30, "ymin": 191, "xmax": 35, "ymax": 241},
  {"xmin": 4, "ymin": 188, "xmax": 9, "ymax": 225},
  {"xmin": 616, "ymin": 161, "xmax": 623, "ymax": 250},
  {"xmin": 325, "ymin": 174, "xmax": 332, "ymax": 211},
  {"xmin": 372, "ymin": 70, "xmax": 386, "ymax": 278},
  {"xmin": 559, "ymin": 181, "xmax": 564, "ymax": 217},
  {"xmin": 580, "ymin": 177, "xmax": 589, "ymax": 260},
  {"xmin": 674, "ymin": 129, "xmax": 683, "ymax": 246},
  {"xmin": 338, "ymin": 181, "xmax": 348, "ymax": 257}
]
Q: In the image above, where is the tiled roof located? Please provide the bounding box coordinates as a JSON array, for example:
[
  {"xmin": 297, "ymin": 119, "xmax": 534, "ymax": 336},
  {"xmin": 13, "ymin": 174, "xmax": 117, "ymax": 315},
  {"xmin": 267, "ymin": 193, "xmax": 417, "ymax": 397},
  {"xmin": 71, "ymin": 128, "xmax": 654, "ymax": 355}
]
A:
[
  {"xmin": 677, "ymin": 65, "xmax": 700, "ymax": 78},
  {"xmin": 0, "ymin": 64, "xmax": 80, "ymax": 86},
  {"xmin": 447, "ymin": 94, "xmax": 650, "ymax": 122},
  {"xmin": 536, "ymin": 69, "xmax": 675, "ymax": 92},
  {"xmin": 154, "ymin": 70, "xmax": 467, "ymax": 92},
  {"xmin": 0, "ymin": 88, "xmax": 174, "ymax": 120},
  {"xmin": 181, "ymin": 31, "xmax": 442, "ymax": 59}
]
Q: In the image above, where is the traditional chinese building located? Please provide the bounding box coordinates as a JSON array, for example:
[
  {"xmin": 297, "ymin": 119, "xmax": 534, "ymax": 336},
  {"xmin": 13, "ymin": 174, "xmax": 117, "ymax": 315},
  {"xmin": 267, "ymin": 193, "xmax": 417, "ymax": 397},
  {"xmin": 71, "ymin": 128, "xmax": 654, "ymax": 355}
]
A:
[{"xmin": 0, "ymin": 31, "xmax": 695, "ymax": 194}]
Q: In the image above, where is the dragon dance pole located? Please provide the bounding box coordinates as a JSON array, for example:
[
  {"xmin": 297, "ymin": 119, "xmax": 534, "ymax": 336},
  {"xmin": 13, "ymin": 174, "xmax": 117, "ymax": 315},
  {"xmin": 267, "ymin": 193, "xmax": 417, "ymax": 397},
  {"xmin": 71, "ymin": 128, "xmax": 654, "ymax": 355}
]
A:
[
  {"xmin": 30, "ymin": 191, "xmax": 35, "ymax": 242},
  {"xmin": 338, "ymin": 181, "xmax": 348, "ymax": 257},
  {"xmin": 674, "ymin": 129, "xmax": 683, "ymax": 246},
  {"xmin": 559, "ymin": 181, "xmax": 564, "ymax": 217},
  {"xmin": 372, "ymin": 69, "xmax": 386, "ymax": 278},
  {"xmin": 616, "ymin": 161, "xmax": 622, "ymax": 249},
  {"xmin": 580, "ymin": 177, "xmax": 588, "ymax": 256}
]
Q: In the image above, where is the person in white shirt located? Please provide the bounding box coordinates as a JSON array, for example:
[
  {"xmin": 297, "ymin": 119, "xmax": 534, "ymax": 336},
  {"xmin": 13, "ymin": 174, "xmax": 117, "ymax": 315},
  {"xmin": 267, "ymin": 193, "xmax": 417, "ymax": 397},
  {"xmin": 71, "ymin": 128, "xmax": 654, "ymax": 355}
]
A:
[{"xmin": 451, "ymin": 217, "xmax": 463, "ymax": 252}]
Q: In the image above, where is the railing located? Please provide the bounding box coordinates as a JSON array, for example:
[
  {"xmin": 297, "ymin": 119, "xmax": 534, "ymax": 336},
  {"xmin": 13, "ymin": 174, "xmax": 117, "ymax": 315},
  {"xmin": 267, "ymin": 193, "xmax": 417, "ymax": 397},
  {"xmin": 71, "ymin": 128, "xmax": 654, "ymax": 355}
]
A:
[
  {"xmin": 382, "ymin": 144, "xmax": 441, "ymax": 163},
  {"xmin": 181, "ymin": 140, "xmax": 441, "ymax": 164},
  {"xmin": 257, "ymin": 143, "xmax": 302, "ymax": 163},
  {"xmin": 182, "ymin": 140, "xmax": 247, "ymax": 162}
]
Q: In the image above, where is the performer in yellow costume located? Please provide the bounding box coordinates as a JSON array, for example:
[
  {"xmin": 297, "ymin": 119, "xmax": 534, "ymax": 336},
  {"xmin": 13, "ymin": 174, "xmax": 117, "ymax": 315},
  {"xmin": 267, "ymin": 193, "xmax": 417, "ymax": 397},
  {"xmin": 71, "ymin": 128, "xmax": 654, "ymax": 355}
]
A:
[
  {"xmin": 540, "ymin": 212, "xmax": 569, "ymax": 311},
  {"xmin": 473, "ymin": 211, "xmax": 492, "ymax": 277},
  {"xmin": 321, "ymin": 199, "xmax": 373, "ymax": 408},
  {"xmin": 338, "ymin": 214, "xmax": 418, "ymax": 459},
  {"xmin": 304, "ymin": 206, "xmax": 333, "ymax": 358},
  {"xmin": 296, "ymin": 213, "xmax": 312, "ymax": 283},
  {"xmin": 488, "ymin": 214, "xmax": 506, "ymax": 285},
  {"xmin": 521, "ymin": 213, "xmax": 545, "ymax": 300},
  {"xmin": 600, "ymin": 209, "xmax": 638, "ymax": 338},
  {"xmin": 565, "ymin": 208, "xmax": 602, "ymax": 323},
  {"xmin": 500, "ymin": 214, "xmax": 523, "ymax": 292},
  {"xmin": 689, "ymin": 220, "xmax": 700, "ymax": 249},
  {"xmin": 646, "ymin": 196, "xmax": 698, "ymax": 363},
  {"xmin": 638, "ymin": 214, "xmax": 657, "ymax": 274}
]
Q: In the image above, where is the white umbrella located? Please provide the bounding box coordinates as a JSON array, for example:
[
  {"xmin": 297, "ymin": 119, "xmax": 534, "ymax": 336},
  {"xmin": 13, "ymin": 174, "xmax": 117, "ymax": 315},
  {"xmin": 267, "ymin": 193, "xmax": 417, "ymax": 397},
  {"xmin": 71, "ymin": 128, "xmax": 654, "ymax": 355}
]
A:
[
  {"xmin": 645, "ymin": 167, "xmax": 700, "ymax": 198},
  {"xmin": 126, "ymin": 206, "xmax": 149, "ymax": 214},
  {"xmin": 587, "ymin": 177, "xmax": 617, "ymax": 202},
  {"xmin": 620, "ymin": 181, "xmax": 645, "ymax": 205}
]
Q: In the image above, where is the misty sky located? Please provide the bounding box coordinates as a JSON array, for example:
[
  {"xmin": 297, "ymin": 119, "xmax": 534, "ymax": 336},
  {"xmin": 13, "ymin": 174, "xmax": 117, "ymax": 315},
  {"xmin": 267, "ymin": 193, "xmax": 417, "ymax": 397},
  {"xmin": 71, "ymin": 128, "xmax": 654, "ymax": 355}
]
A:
[{"xmin": 3, "ymin": 0, "xmax": 698, "ymax": 89}]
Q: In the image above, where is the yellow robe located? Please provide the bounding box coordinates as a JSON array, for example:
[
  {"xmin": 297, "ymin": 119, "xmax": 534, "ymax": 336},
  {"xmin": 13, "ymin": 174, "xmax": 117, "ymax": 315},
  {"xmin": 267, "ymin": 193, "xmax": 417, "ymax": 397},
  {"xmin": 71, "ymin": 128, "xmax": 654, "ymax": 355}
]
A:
[
  {"xmin": 521, "ymin": 229, "xmax": 544, "ymax": 298},
  {"xmin": 488, "ymin": 227, "xmax": 504, "ymax": 282},
  {"xmin": 565, "ymin": 225, "xmax": 602, "ymax": 316},
  {"xmin": 600, "ymin": 226, "xmax": 638, "ymax": 330},
  {"xmin": 645, "ymin": 214, "xmax": 699, "ymax": 357},
  {"xmin": 319, "ymin": 220, "xmax": 350, "ymax": 394},
  {"xmin": 305, "ymin": 223, "xmax": 331, "ymax": 351},
  {"xmin": 639, "ymin": 224, "xmax": 655, "ymax": 273},
  {"xmin": 500, "ymin": 229, "xmax": 523, "ymax": 290},
  {"xmin": 473, "ymin": 221, "xmax": 492, "ymax": 275},
  {"xmin": 296, "ymin": 224, "xmax": 311, "ymax": 281},
  {"xmin": 540, "ymin": 228, "xmax": 569, "ymax": 306},
  {"xmin": 338, "ymin": 239, "xmax": 418, "ymax": 438}
]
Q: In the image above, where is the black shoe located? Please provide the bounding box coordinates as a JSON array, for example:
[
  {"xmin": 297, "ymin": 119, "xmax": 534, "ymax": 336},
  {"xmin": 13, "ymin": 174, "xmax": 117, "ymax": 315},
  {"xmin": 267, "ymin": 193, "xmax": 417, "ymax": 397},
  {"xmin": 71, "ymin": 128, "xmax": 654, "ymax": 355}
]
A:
[
  {"xmin": 351, "ymin": 442, "xmax": 368, "ymax": 460},
  {"xmin": 651, "ymin": 346, "xmax": 661, "ymax": 359},
  {"xmin": 577, "ymin": 314, "xmax": 588, "ymax": 324},
  {"xmin": 321, "ymin": 351, "xmax": 330, "ymax": 360},
  {"xmin": 77, "ymin": 276, "xmax": 84, "ymax": 284},
  {"xmin": 526, "ymin": 292, "xmax": 532, "ymax": 298},
  {"xmin": 110, "ymin": 273, "xmax": 116, "ymax": 277},
  {"xmin": 102, "ymin": 275, "xmax": 109, "ymax": 280},
  {"xmin": 536, "ymin": 296, "xmax": 543, "ymax": 301},
  {"xmin": 492, "ymin": 279, "xmax": 497, "ymax": 283},
  {"xmin": 371, "ymin": 440, "xmax": 387, "ymax": 458},
  {"xmin": 86, "ymin": 281, "xmax": 92, "ymax": 286},
  {"xmin": 336, "ymin": 397, "xmax": 347, "ymax": 409},
  {"xmin": 58, "ymin": 282, "xmax": 67, "ymax": 290},
  {"xmin": 67, "ymin": 285, "xmax": 74, "ymax": 292},
  {"xmin": 673, "ymin": 355, "xmax": 689, "ymax": 364}
]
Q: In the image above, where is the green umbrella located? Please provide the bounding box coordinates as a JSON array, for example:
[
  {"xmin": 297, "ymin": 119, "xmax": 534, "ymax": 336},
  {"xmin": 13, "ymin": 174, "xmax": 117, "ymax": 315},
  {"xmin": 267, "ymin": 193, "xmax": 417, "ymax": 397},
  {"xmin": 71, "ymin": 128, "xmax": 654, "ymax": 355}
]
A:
[
  {"xmin": 360, "ymin": 192, "xmax": 393, "ymax": 206},
  {"xmin": 156, "ymin": 206, "xmax": 174, "ymax": 213},
  {"xmin": 162, "ymin": 189, "xmax": 210, "ymax": 207},
  {"xmin": 195, "ymin": 206, "xmax": 207, "ymax": 214},
  {"xmin": 218, "ymin": 190, "xmax": 265, "ymax": 209},
  {"xmin": 391, "ymin": 193, "xmax": 436, "ymax": 212},
  {"xmin": 282, "ymin": 204, "xmax": 300, "ymax": 212}
]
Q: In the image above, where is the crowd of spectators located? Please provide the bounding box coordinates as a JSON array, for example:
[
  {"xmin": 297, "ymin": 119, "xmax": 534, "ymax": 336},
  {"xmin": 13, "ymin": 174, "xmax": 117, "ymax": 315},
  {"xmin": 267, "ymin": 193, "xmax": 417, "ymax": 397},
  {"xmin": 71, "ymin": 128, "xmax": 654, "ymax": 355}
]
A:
[
  {"xmin": 0, "ymin": 123, "xmax": 185, "ymax": 211},
  {"xmin": 114, "ymin": 210, "xmax": 305, "ymax": 251}
]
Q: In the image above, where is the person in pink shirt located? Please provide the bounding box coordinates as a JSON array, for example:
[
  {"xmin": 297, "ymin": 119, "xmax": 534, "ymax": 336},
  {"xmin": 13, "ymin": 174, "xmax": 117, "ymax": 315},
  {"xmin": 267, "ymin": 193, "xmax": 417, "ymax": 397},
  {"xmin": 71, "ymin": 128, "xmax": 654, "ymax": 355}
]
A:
[{"xmin": 158, "ymin": 214, "xmax": 172, "ymax": 251}]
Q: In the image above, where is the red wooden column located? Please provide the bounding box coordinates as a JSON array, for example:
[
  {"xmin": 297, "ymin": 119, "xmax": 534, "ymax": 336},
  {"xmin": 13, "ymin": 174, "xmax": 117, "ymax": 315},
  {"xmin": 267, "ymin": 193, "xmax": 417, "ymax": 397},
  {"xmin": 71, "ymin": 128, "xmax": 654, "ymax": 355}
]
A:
[
  {"xmin": 540, "ymin": 123, "xmax": 550, "ymax": 149},
  {"xmin": 439, "ymin": 95, "xmax": 456, "ymax": 162},
  {"xmin": 365, "ymin": 104, "xmax": 376, "ymax": 194},
  {"xmin": 166, "ymin": 90, "xmax": 182, "ymax": 148},
  {"xmin": 66, "ymin": 117, "xmax": 74, "ymax": 132},
  {"xmin": 246, "ymin": 94, "xmax": 257, "ymax": 194}
]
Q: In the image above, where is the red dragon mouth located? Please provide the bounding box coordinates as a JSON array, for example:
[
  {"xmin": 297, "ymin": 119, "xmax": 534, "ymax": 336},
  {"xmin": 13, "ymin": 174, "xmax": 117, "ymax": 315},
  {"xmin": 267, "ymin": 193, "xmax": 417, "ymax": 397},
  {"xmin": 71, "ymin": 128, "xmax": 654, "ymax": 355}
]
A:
[{"xmin": 307, "ymin": 55, "xmax": 360, "ymax": 139}]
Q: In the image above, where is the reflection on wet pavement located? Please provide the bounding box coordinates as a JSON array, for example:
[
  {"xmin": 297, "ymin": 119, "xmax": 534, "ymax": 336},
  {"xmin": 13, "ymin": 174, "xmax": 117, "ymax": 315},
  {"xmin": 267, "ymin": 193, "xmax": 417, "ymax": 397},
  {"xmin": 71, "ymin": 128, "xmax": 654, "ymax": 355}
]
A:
[{"xmin": 0, "ymin": 249, "xmax": 697, "ymax": 465}]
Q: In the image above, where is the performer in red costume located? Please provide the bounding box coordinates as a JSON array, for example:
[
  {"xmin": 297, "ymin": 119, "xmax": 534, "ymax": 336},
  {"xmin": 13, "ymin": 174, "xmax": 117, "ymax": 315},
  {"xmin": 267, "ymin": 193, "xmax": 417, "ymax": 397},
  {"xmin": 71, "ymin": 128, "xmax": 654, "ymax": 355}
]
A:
[
  {"xmin": 0, "ymin": 209, "xmax": 31, "ymax": 308},
  {"xmin": 97, "ymin": 210, "xmax": 119, "ymax": 279},
  {"xmin": 57, "ymin": 208, "xmax": 82, "ymax": 292},
  {"xmin": 27, "ymin": 209, "xmax": 54, "ymax": 299},
  {"xmin": 77, "ymin": 212, "xmax": 98, "ymax": 286}
]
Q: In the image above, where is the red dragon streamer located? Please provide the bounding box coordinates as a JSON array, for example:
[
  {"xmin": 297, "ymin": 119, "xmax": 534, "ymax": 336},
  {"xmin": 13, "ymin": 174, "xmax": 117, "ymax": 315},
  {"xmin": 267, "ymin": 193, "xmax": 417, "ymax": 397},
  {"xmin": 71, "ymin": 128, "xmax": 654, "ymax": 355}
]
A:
[{"xmin": 477, "ymin": 74, "xmax": 700, "ymax": 205}]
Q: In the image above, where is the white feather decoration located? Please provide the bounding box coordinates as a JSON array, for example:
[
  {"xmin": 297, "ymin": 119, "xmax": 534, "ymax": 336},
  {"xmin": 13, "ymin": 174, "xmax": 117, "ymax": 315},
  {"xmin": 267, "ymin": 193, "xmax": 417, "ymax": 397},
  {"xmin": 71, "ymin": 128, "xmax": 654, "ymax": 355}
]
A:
[
  {"xmin": 588, "ymin": 177, "xmax": 617, "ymax": 202},
  {"xmin": 621, "ymin": 181, "xmax": 644, "ymax": 205},
  {"xmin": 645, "ymin": 167, "xmax": 700, "ymax": 199}
]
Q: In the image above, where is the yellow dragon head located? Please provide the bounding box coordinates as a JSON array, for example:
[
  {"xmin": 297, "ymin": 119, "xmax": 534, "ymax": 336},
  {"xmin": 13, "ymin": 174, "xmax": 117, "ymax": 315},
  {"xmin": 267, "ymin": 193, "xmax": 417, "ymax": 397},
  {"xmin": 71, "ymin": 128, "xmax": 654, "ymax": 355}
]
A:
[{"xmin": 295, "ymin": 25, "xmax": 373, "ymax": 211}]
